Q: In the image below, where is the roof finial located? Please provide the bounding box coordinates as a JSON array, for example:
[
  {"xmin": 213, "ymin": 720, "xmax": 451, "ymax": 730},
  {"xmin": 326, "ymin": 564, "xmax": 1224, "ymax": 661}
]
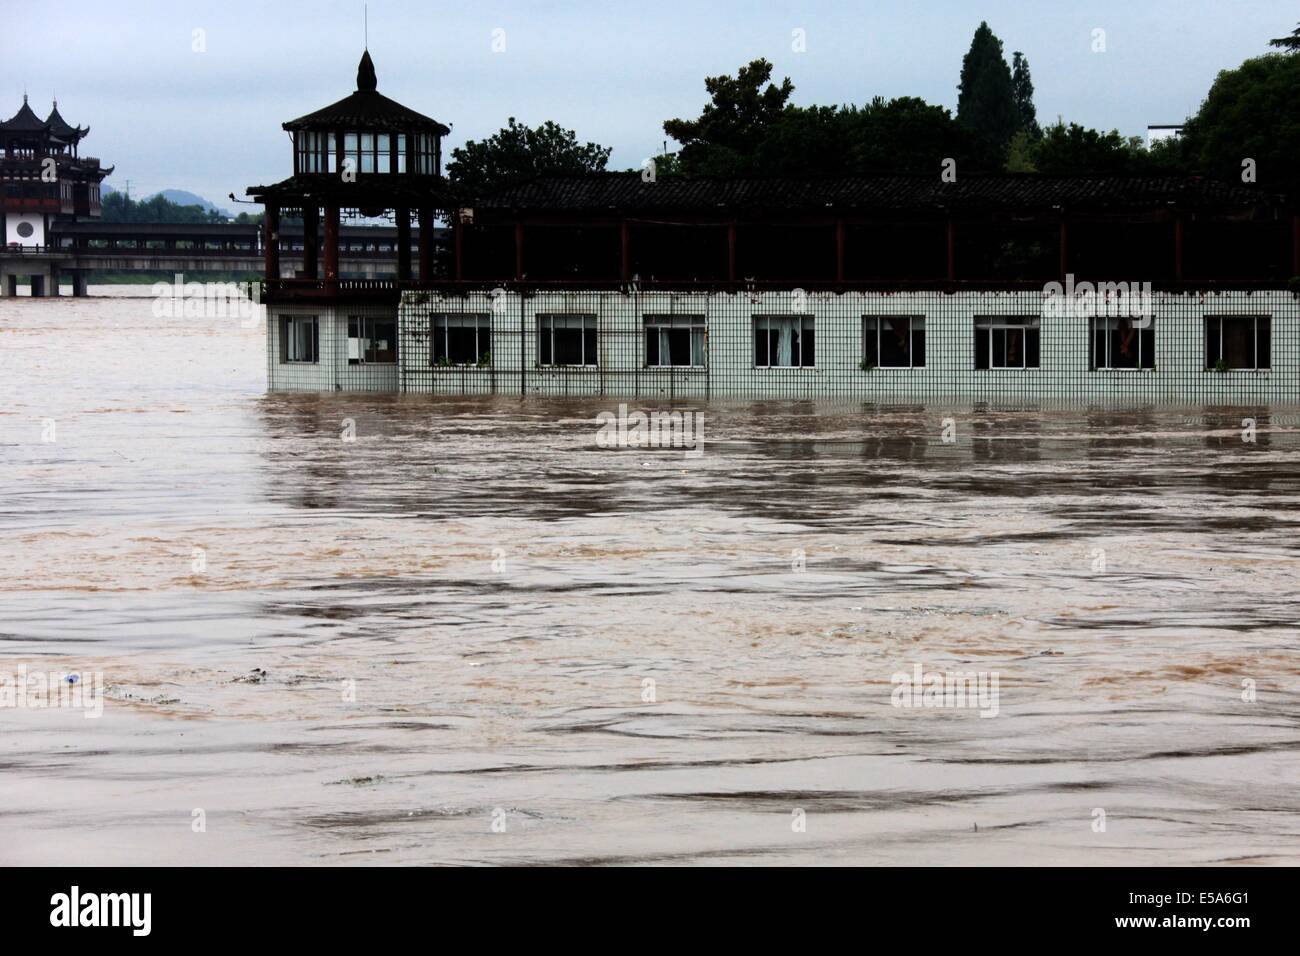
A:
[{"xmin": 357, "ymin": 48, "xmax": 377, "ymax": 91}]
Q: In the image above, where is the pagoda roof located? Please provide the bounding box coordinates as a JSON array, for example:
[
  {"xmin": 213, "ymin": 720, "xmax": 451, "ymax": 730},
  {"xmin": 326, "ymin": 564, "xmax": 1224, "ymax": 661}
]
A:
[
  {"xmin": 45, "ymin": 101, "xmax": 88, "ymax": 141},
  {"xmin": 0, "ymin": 96, "xmax": 51, "ymax": 134},
  {"xmin": 245, "ymin": 173, "xmax": 457, "ymax": 209},
  {"xmin": 282, "ymin": 50, "xmax": 449, "ymax": 135}
]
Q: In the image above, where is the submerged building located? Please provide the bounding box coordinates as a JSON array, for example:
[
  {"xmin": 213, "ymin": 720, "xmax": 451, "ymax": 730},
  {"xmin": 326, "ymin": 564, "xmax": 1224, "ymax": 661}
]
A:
[
  {"xmin": 1, "ymin": 95, "xmax": 111, "ymax": 295},
  {"xmin": 252, "ymin": 52, "xmax": 1300, "ymax": 402}
]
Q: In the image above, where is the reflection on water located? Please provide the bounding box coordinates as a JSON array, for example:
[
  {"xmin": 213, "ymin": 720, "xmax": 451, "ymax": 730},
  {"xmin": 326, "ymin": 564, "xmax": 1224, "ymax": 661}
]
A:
[{"xmin": 1, "ymin": 291, "xmax": 1298, "ymax": 865}]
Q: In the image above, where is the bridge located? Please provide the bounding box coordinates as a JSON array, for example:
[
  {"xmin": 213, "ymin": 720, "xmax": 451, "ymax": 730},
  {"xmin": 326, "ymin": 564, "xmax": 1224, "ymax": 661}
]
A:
[{"xmin": 0, "ymin": 222, "xmax": 440, "ymax": 296}]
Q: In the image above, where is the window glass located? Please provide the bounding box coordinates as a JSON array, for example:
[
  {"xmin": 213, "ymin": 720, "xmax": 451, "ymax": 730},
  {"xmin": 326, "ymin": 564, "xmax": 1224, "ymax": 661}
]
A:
[
  {"xmin": 753, "ymin": 316, "xmax": 814, "ymax": 367},
  {"xmin": 644, "ymin": 315, "xmax": 706, "ymax": 367}
]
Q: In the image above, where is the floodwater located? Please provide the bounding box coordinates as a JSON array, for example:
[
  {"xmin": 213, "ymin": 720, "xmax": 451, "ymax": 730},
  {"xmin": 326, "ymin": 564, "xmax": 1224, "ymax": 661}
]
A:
[{"xmin": 1, "ymin": 288, "xmax": 1298, "ymax": 866}]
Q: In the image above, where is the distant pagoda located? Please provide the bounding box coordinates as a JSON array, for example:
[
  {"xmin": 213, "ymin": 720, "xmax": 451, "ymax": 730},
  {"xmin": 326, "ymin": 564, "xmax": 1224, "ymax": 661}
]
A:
[{"xmin": 1, "ymin": 94, "xmax": 112, "ymax": 248}]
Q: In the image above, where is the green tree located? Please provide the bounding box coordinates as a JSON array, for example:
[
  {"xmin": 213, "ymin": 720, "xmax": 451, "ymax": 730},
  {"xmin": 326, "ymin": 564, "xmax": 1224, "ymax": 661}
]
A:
[
  {"xmin": 842, "ymin": 96, "xmax": 995, "ymax": 173},
  {"xmin": 663, "ymin": 58, "xmax": 795, "ymax": 176},
  {"xmin": 447, "ymin": 118, "xmax": 612, "ymax": 198},
  {"xmin": 100, "ymin": 191, "xmax": 223, "ymax": 223},
  {"xmin": 1269, "ymin": 23, "xmax": 1300, "ymax": 51},
  {"xmin": 1180, "ymin": 51, "xmax": 1300, "ymax": 199},
  {"xmin": 957, "ymin": 22, "xmax": 1018, "ymax": 154},
  {"xmin": 1010, "ymin": 52, "xmax": 1040, "ymax": 138},
  {"xmin": 1030, "ymin": 121, "xmax": 1142, "ymax": 175}
]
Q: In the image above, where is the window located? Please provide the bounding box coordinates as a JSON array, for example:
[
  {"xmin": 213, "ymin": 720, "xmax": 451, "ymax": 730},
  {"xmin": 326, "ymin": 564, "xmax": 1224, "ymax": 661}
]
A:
[
  {"xmin": 343, "ymin": 133, "xmax": 359, "ymax": 175},
  {"xmin": 326, "ymin": 133, "xmax": 336, "ymax": 174},
  {"xmin": 347, "ymin": 315, "xmax": 397, "ymax": 364},
  {"xmin": 537, "ymin": 314, "xmax": 597, "ymax": 366},
  {"xmin": 396, "ymin": 134, "xmax": 407, "ymax": 174},
  {"xmin": 644, "ymin": 314, "xmax": 706, "ymax": 367},
  {"xmin": 377, "ymin": 134, "xmax": 391, "ymax": 174},
  {"xmin": 432, "ymin": 313, "xmax": 491, "ymax": 366},
  {"xmin": 863, "ymin": 316, "xmax": 925, "ymax": 368},
  {"xmin": 1091, "ymin": 317, "xmax": 1154, "ymax": 369},
  {"xmin": 753, "ymin": 315, "xmax": 815, "ymax": 368},
  {"xmin": 974, "ymin": 316, "xmax": 1040, "ymax": 369},
  {"xmin": 280, "ymin": 316, "xmax": 318, "ymax": 363},
  {"xmin": 359, "ymin": 133, "xmax": 375, "ymax": 173},
  {"xmin": 1205, "ymin": 315, "xmax": 1270, "ymax": 370}
]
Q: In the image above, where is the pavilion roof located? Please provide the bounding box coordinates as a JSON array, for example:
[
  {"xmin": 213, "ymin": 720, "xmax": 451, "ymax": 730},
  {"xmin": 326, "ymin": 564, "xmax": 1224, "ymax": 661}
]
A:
[
  {"xmin": 282, "ymin": 50, "xmax": 450, "ymax": 135},
  {"xmin": 45, "ymin": 101, "xmax": 88, "ymax": 141},
  {"xmin": 0, "ymin": 96, "xmax": 51, "ymax": 134}
]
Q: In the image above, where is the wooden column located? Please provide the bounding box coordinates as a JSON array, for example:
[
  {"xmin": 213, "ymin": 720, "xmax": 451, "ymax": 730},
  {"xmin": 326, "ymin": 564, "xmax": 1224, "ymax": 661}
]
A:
[
  {"xmin": 946, "ymin": 219, "xmax": 956, "ymax": 281},
  {"xmin": 835, "ymin": 219, "xmax": 846, "ymax": 282},
  {"xmin": 453, "ymin": 212, "xmax": 464, "ymax": 280},
  {"xmin": 263, "ymin": 203, "xmax": 280, "ymax": 280},
  {"xmin": 1174, "ymin": 213, "xmax": 1184, "ymax": 282},
  {"xmin": 514, "ymin": 221, "xmax": 525, "ymax": 280},
  {"xmin": 620, "ymin": 220, "xmax": 631, "ymax": 281},
  {"xmin": 323, "ymin": 203, "xmax": 340, "ymax": 281},
  {"xmin": 302, "ymin": 204, "xmax": 319, "ymax": 279},
  {"xmin": 727, "ymin": 221, "xmax": 737, "ymax": 282},
  {"xmin": 1058, "ymin": 218, "xmax": 1069, "ymax": 280},
  {"xmin": 396, "ymin": 207, "xmax": 412, "ymax": 280},
  {"xmin": 418, "ymin": 206, "xmax": 434, "ymax": 282},
  {"xmin": 1292, "ymin": 214, "xmax": 1299, "ymax": 277}
]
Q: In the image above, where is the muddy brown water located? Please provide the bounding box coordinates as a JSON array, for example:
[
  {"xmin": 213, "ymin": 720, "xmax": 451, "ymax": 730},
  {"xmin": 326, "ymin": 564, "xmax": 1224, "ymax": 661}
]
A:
[{"xmin": 1, "ymin": 289, "xmax": 1297, "ymax": 864}]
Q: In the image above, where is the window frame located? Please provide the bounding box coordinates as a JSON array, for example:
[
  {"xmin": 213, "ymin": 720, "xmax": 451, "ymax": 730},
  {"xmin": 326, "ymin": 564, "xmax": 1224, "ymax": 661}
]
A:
[
  {"xmin": 536, "ymin": 313, "xmax": 599, "ymax": 368},
  {"xmin": 347, "ymin": 315, "xmax": 398, "ymax": 365},
  {"xmin": 643, "ymin": 314, "xmax": 707, "ymax": 369},
  {"xmin": 752, "ymin": 314, "xmax": 816, "ymax": 368},
  {"xmin": 431, "ymin": 312, "xmax": 492, "ymax": 367},
  {"xmin": 1090, "ymin": 316, "xmax": 1155, "ymax": 370},
  {"xmin": 974, "ymin": 315, "xmax": 1041, "ymax": 370},
  {"xmin": 1205, "ymin": 315, "xmax": 1271, "ymax": 371},
  {"xmin": 280, "ymin": 315, "xmax": 319, "ymax": 364},
  {"xmin": 862, "ymin": 315, "xmax": 926, "ymax": 369}
]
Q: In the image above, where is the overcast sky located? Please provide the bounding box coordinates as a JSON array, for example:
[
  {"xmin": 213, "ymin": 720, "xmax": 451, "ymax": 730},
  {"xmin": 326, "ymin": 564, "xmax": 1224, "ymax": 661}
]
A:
[{"xmin": 2, "ymin": 0, "xmax": 1293, "ymax": 209}]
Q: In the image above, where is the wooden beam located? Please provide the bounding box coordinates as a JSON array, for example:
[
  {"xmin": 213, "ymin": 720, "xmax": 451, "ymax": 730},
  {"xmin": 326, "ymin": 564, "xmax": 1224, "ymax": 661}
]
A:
[
  {"xmin": 727, "ymin": 221, "xmax": 737, "ymax": 281},
  {"xmin": 302, "ymin": 204, "xmax": 318, "ymax": 280},
  {"xmin": 263, "ymin": 203, "xmax": 280, "ymax": 280},
  {"xmin": 946, "ymin": 219, "xmax": 956, "ymax": 281},
  {"xmin": 620, "ymin": 220, "xmax": 631, "ymax": 281},
  {"xmin": 323, "ymin": 204, "xmax": 340, "ymax": 281},
  {"xmin": 1174, "ymin": 213, "xmax": 1184, "ymax": 281},
  {"xmin": 454, "ymin": 212, "xmax": 463, "ymax": 280},
  {"xmin": 396, "ymin": 207, "xmax": 412, "ymax": 280},
  {"xmin": 418, "ymin": 206, "xmax": 434, "ymax": 282},
  {"xmin": 1058, "ymin": 218, "xmax": 1068, "ymax": 280},
  {"xmin": 835, "ymin": 219, "xmax": 846, "ymax": 282},
  {"xmin": 514, "ymin": 221, "xmax": 525, "ymax": 280},
  {"xmin": 1293, "ymin": 214, "xmax": 1299, "ymax": 277}
]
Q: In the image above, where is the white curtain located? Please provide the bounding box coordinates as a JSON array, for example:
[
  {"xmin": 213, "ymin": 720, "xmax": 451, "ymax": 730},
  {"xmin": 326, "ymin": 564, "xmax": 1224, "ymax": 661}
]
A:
[{"xmin": 776, "ymin": 317, "xmax": 794, "ymax": 366}]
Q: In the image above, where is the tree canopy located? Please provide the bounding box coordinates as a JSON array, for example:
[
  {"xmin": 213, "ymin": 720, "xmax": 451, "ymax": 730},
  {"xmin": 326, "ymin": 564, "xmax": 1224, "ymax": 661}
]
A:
[
  {"xmin": 661, "ymin": 61, "xmax": 996, "ymax": 177},
  {"xmin": 1179, "ymin": 50, "xmax": 1300, "ymax": 198},
  {"xmin": 957, "ymin": 22, "xmax": 1019, "ymax": 153},
  {"xmin": 101, "ymin": 191, "xmax": 225, "ymax": 224},
  {"xmin": 447, "ymin": 117, "xmax": 612, "ymax": 198}
]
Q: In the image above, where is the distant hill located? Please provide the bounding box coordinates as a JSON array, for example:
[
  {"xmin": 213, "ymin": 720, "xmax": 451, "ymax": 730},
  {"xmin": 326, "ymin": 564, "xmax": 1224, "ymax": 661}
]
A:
[{"xmin": 152, "ymin": 189, "xmax": 232, "ymax": 219}]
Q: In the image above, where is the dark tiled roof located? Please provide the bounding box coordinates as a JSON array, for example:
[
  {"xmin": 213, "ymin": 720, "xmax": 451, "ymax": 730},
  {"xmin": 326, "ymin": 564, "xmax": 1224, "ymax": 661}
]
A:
[
  {"xmin": 0, "ymin": 97, "xmax": 50, "ymax": 134},
  {"xmin": 283, "ymin": 51, "xmax": 449, "ymax": 135},
  {"xmin": 45, "ymin": 102, "xmax": 87, "ymax": 141},
  {"xmin": 479, "ymin": 171, "xmax": 1280, "ymax": 213}
]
